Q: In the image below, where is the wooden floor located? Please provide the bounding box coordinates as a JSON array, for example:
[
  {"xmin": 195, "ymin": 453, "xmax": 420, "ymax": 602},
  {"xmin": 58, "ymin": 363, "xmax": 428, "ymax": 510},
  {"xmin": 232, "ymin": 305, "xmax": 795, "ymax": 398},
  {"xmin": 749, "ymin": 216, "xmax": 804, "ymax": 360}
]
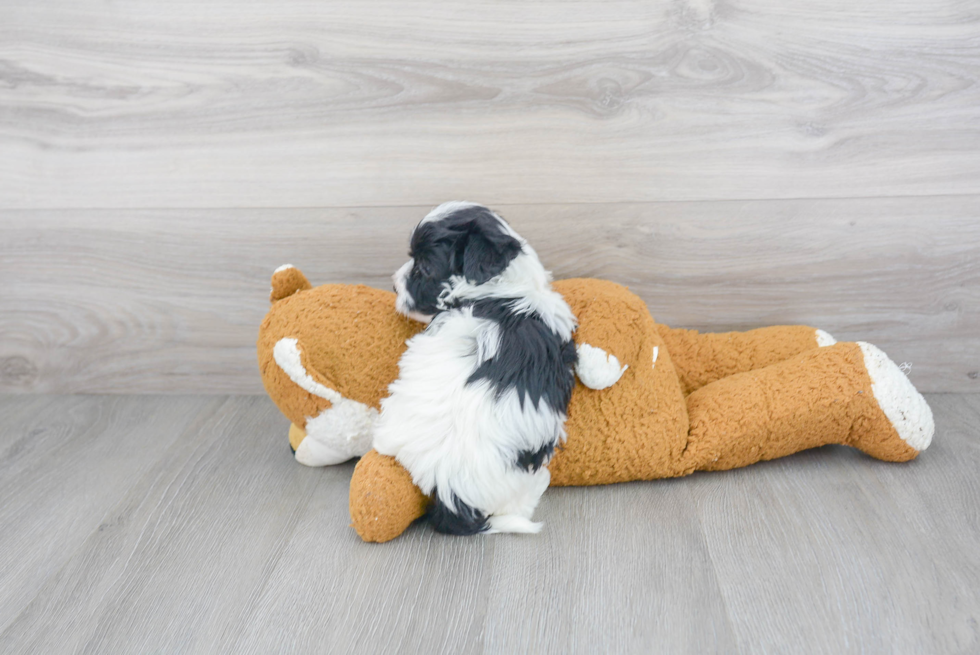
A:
[{"xmin": 1, "ymin": 393, "xmax": 977, "ymax": 654}]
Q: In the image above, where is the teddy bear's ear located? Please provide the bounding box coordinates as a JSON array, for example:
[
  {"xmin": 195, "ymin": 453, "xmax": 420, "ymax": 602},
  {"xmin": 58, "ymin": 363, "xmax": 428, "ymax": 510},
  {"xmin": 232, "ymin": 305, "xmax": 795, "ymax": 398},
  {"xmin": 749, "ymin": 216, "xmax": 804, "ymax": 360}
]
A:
[{"xmin": 270, "ymin": 264, "xmax": 311, "ymax": 303}]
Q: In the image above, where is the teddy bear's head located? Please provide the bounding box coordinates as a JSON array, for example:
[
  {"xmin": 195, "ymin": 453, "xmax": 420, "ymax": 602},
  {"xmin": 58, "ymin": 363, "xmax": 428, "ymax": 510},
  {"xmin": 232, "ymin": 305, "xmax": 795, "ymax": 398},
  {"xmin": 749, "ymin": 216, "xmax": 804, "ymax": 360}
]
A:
[{"xmin": 257, "ymin": 265, "xmax": 424, "ymax": 465}]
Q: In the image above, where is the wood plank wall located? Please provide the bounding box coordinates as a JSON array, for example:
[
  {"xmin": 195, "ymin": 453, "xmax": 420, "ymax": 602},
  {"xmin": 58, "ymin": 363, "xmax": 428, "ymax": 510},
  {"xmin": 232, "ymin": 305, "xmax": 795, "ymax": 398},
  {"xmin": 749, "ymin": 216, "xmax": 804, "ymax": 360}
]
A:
[{"xmin": 1, "ymin": 0, "xmax": 978, "ymax": 393}]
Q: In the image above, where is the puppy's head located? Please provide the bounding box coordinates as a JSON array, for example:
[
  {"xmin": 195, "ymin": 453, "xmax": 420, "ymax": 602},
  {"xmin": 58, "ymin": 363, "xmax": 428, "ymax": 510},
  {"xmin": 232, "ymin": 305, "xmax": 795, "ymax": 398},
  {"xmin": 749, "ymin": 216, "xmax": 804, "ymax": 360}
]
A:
[{"xmin": 393, "ymin": 202, "xmax": 524, "ymax": 322}]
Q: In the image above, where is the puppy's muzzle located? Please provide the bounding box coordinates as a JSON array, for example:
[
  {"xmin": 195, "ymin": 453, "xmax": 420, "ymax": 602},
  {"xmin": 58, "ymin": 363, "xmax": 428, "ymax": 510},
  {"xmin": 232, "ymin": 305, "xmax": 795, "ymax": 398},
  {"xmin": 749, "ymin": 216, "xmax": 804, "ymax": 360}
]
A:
[{"xmin": 393, "ymin": 259, "xmax": 434, "ymax": 324}]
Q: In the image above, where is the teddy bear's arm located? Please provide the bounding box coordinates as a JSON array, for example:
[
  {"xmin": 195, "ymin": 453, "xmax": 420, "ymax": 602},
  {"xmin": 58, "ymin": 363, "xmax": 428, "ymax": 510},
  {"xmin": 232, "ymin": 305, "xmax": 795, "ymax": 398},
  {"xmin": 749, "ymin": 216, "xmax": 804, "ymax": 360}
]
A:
[{"xmin": 575, "ymin": 343, "xmax": 628, "ymax": 390}]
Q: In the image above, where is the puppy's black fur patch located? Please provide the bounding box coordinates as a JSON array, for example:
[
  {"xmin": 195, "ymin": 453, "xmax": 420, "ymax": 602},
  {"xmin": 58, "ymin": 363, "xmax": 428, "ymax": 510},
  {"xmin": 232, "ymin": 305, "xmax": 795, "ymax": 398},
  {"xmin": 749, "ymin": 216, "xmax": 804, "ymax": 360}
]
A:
[
  {"xmin": 515, "ymin": 442, "xmax": 555, "ymax": 472},
  {"xmin": 406, "ymin": 205, "xmax": 523, "ymax": 314},
  {"xmin": 467, "ymin": 298, "xmax": 578, "ymax": 414},
  {"xmin": 428, "ymin": 488, "xmax": 490, "ymax": 535}
]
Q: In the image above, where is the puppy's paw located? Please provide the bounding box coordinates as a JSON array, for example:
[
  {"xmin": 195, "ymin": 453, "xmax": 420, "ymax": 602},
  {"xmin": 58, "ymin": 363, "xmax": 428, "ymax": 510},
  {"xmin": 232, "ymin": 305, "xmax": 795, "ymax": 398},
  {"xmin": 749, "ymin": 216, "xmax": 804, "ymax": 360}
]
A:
[
  {"xmin": 485, "ymin": 515, "xmax": 543, "ymax": 534},
  {"xmin": 575, "ymin": 343, "xmax": 628, "ymax": 390}
]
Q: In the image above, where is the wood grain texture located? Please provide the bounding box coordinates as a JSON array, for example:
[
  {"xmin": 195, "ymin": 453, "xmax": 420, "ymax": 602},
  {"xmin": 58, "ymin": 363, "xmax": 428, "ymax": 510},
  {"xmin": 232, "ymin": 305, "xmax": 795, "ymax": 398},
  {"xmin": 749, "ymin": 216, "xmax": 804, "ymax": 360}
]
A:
[
  {"xmin": 232, "ymin": 478, "xmax": 737, "ymax": 654},
  {"xmin": 0, "ymin": 394, "xmax": 218, "ymax": 634},
  {"xmin": 0, "ymin": 395, "xmax": 322, "ymax": 654},
  {"xmin": 1, "ymin": 0, "xmax": 979, "ymax": 208},
  {"xmin": 2, "ymin": 197, "xmax": 977, "ymax": 394},
  {"xmin": 0, "ymin": 393, "xmax": 977, "ymax": 653},
  {"xmin": 690, "ymin": 393, "xmax": 980, "ymax": 653}
]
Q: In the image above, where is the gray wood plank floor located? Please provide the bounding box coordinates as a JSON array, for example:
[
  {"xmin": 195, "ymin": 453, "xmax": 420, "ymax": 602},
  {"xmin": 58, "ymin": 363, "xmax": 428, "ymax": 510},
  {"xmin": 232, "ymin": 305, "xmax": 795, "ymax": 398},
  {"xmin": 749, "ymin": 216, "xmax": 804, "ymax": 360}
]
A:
[{"xmin": 1, "ymin": 394, "xmax": 977, "ymax": 654}]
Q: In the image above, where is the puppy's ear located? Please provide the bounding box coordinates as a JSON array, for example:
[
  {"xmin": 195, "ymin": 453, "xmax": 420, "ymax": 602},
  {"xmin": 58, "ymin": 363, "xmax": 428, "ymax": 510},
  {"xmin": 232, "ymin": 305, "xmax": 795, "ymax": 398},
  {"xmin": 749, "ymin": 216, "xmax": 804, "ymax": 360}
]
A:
[{"xmin": 460, "ymin": 214, "xmax": 522, "ymax": 284}]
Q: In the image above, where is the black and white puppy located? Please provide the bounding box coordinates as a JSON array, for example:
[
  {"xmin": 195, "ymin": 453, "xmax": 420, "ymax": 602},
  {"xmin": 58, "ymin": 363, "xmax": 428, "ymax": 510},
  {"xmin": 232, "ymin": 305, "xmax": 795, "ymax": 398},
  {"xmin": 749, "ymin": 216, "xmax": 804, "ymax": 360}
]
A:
[{"xmin": 373, "ymin": 202, "xmax": 579, "ymax": 535}]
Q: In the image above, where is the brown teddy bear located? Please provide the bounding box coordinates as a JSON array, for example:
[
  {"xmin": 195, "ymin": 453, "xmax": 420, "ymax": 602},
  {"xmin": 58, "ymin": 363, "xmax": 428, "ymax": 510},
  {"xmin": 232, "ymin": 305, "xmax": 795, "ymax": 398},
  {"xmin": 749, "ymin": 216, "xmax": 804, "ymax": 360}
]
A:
[{"xmin": 257, "ymin": 266, "xmax": 934, "ymax": 542}]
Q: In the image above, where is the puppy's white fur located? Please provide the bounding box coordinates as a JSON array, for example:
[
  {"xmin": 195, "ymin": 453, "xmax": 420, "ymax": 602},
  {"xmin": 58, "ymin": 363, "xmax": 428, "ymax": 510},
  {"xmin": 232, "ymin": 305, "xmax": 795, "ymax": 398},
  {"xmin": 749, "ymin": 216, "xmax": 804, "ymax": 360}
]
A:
[
  {"xmin": 375, "ymin": 202, "xmax": 576, "ymax": 534},
  {"xmin": 374, "ymin": 307, "xmax": 559, "ymax": 533}
]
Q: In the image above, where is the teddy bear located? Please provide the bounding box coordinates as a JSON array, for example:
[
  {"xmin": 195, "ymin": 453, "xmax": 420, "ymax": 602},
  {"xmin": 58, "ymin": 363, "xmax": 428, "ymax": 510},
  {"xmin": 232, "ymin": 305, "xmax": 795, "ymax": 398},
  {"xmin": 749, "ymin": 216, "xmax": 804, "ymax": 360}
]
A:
[{"xmin": 257, "ymin": 265, "xmax": 934, "ymax": 542}]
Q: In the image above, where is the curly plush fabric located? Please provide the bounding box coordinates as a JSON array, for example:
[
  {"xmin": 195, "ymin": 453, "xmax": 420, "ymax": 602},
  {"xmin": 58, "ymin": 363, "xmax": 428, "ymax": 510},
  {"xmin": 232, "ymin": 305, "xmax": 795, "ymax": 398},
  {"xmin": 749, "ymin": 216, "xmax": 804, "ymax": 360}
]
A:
[
  {"xmin": 258, "ymin": 274, "xmax": 423, "ymax": 429},
  {"xmin": 547, "ymin": 279, "xmax": 690, "ymax": 486},
  {"xmin": 349, "ymin": 450, "xmax": 430, "ymax": 543},
  {"xmin": 657, "ymin": 323, "xmax": 824, "ymax": 396}
]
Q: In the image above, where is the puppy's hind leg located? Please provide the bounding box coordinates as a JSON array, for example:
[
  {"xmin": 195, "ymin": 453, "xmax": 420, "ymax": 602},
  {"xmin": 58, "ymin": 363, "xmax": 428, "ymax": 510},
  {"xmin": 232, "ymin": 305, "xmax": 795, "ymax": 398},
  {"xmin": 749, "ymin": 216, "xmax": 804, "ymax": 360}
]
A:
[
  {"xmin": 486, "ymin": 515, "xmax": 543, "ymax": 535},
  {"xmin": 486, "ymin": 467, "xmax": 551, "ymax": 535}
]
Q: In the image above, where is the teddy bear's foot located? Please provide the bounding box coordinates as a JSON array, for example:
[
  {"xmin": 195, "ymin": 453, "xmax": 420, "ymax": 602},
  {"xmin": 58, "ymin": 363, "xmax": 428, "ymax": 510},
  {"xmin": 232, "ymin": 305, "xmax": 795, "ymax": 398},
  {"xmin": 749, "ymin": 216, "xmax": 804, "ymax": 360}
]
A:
[{"xmin": 850, "ymin": 341, "xmax": 934, "ymax": 460}]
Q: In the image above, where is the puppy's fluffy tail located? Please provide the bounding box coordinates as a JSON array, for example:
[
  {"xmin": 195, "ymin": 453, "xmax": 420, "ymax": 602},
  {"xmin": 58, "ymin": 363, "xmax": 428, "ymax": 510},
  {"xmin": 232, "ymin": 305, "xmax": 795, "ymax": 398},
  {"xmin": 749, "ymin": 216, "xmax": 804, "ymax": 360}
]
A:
[
  {"xmin": 486, "ymin": 515, "xmax": 543, "ymax": 534},
  {"xmin": 428, "ymin": 493, "xmax": 543, "ymax": 535}
]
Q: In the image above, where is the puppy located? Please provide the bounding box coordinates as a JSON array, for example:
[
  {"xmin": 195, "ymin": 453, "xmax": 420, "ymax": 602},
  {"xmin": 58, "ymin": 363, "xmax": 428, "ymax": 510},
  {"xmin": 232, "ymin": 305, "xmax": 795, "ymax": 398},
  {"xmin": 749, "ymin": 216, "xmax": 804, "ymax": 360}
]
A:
[{"xmin": 373, "ymin": 202, "xmax": 578, "ymax": 535}]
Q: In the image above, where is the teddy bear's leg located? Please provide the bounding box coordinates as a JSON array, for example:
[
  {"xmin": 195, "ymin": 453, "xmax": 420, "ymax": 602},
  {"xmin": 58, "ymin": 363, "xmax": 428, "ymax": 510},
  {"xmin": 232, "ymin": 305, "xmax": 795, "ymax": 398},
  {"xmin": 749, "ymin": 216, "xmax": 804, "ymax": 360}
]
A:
[
  {"xmin": 679, "ymin": 341, "xmax": 933, "ymax": 474},
  {"xmin": 656, "ymin": 324, "xmax": 836, "ymax": 395}
]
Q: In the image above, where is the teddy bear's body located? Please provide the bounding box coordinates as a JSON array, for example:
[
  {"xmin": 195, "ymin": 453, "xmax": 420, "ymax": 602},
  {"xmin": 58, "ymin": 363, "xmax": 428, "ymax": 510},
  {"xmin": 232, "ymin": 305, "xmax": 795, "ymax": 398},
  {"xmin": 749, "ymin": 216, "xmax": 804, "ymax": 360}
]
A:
[{"xmin": 258, "ymin": 267, "xmax": 934, "ymax": 542}]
